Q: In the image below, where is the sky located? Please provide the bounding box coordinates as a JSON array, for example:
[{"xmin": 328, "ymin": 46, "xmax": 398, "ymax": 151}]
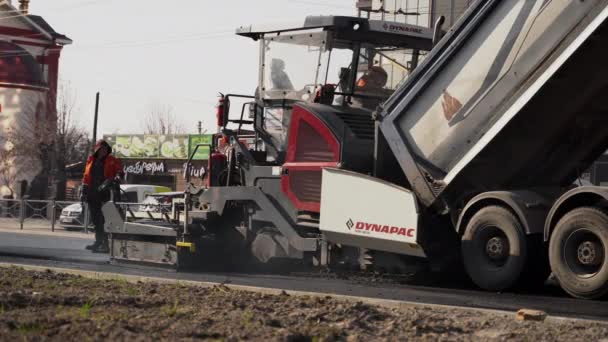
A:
[{"xmin": 30, "ymin": 0, "xmax": 358, "ymax": 135}]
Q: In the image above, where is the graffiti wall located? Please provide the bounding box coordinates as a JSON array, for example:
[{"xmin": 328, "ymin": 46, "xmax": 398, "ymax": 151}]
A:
[{"xmin": 104, "ymin": 134, "xmax": 212, "ymax": 160}]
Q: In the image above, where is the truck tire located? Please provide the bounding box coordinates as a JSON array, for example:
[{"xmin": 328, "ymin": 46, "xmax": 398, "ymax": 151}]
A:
[
  {"xmin": 549, "ymin": 207, "xmax": 608, "ymax": 299},
  {"xmin": 462, "ymin": 206, "xmax": 527, "ymax": 291}
]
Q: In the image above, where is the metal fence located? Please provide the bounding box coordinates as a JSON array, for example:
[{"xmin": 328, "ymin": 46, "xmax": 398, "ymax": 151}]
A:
[{"xmin": 0, "ymin": 199, "xmax": 172, "ymax": 233}]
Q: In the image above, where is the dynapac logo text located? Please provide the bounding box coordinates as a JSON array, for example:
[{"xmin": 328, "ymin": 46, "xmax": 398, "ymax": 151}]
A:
[
  {"xmin": 382, "ymin": 23, "xmax": 423, "ymax": 34},
  {"xmin": 355, "ymin": 221, "xmax": 415, "ymax": 237}
]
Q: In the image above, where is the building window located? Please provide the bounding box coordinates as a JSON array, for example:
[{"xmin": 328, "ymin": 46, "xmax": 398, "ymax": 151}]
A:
[{"xmin": 0, "ymin": 42, "xmax": 43, "ymax": 86}]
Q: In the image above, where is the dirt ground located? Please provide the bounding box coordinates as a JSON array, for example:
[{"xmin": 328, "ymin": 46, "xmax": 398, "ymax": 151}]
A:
[{"xmin": 0, "ymin": 267, "xmax": 607, "ymax": 341}]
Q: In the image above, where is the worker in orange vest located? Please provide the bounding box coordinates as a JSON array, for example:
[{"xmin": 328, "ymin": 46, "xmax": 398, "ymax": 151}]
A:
[
  {"xmin": 352, "ymin": 66, "xmax": 390, "ymax": 110},
  {"xmin": 81, "ymin": 139, "xmax": 123, "ymax": 253}
]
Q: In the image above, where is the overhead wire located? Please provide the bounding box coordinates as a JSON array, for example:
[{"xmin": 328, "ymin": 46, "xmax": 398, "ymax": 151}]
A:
[
  {"xmin": 0, "ymin": 0, "xmax": 118, "ymax": 20},
  {"xmin": 48, "ymin": 0, "xmax": 120, "ymax": 11},
  {"xmin": 60, "ymin": 6, "xmax": 475, "ymax": 50},
  {"xmin": 0, "ymin": 1, "xmax": 473, "ymax": 48},
  {"xmin": 283, "ymin": 0, "xmax": 354, "ymax": 10},
  {"xmin": 0, "ymin": 2, "xmax": 474, "ymax": 22},
  {"xmin": 0, "ymin": 9, "xmax": 474, "ymax": 55},
  {"xmin": 74, "ymin": 30, "xmax": 236, "ymax": 49},
  {"xmin": 0, "ymin": 32, "xmax": 237, "ymax": 59}
]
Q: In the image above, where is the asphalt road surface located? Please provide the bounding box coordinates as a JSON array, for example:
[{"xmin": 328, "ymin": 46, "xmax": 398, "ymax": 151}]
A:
[{"xmin": 0, "ymin": 230, "xmax": 606, "ymax": 321}]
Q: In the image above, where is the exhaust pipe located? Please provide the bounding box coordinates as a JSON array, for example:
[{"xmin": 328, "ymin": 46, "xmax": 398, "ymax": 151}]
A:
[{"xmin": 432, "ymin": 15, "xmax": 446, "ymax": 47}]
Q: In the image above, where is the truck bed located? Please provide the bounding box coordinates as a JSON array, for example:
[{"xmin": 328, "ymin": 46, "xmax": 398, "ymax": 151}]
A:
[{"xmin": 379, "ymin": 0, "xmax": 608, "ymax": 208}]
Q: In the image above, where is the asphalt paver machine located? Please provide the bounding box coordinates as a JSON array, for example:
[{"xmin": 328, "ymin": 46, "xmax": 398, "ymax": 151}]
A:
[
  {"xmin": 102, "ymin": 15, "xmax": 434, "ymax": 270},
  {"xmin": 104, "ymin": 0, "xmax": 608, "ymax": 300}
]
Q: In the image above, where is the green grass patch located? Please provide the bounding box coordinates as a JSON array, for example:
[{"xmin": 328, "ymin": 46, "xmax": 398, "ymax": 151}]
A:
[
  {"xmin": 80, "ymin": 301, "xmax": 93, "ymax": 318},
  {"xmin": 160, "ymin": 300, "xmax": 191, "ymax": 317},
  {"xmin": 242, "ymin": 309, "xmax": 254, "ymax": 327},
  {"xmin": 66, "ymin": 277, "xmax": 93, "ymax": 287},
  {"xmin": 161, "ymin": 300, "xmax": 180, "ymax": 317},
  {"xmin": 126, "ymin": 286, "xmax": 139, "ymax": 296},
  {"xmin": 16, "ymin": 322, "xmax": 43, "ymax": 333}
]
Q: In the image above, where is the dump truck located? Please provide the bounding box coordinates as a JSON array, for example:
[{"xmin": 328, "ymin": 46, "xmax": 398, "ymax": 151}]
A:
[{"xmin": 103, "ymin": 0, "xmax": 608, "ymax": 300}]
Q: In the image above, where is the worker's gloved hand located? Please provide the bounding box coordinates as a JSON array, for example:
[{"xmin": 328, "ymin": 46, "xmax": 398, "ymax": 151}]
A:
[
  {"xmin": 98, "ymin": 179, "xmax": 112, "ymax": 193},
  {"xmin": 80, "ymin": 185, "xmax": 88, "ymax": 202}
]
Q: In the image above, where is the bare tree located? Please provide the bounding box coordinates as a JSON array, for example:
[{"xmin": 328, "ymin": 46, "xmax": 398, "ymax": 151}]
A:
[
  {"xmin": 3, "ymin": 81, "xmax": 89, "ymax": 199},
  {"xmin": 142, "ymin": 103, "xmax": 187, "ymax": 135},
  {"xmin": 54, "ymin": 82, "xmax": 90, "ymax": 200},
  {"xmin": 55, "ymin": 82, "xmax": 90, "ymax": 167}
]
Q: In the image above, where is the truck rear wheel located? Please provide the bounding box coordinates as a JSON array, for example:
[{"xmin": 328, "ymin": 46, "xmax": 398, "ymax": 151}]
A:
[
  {"xmin": 462, "ymin": 206, "xmax": 527, "ymax": 291},
  {"xmin": 549, "ymin": 207, "xmax": 608, "ymax": 299}
]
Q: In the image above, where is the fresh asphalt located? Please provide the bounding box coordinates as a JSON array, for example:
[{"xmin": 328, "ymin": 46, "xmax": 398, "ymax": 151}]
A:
[{"xmin": 0, "ymin": 230, "xmax": 606, "ymax": 321}]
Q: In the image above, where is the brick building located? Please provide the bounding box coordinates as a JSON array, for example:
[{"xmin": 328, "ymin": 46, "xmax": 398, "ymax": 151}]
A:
[{"xmin": 0, "ymin": 0, "xmax": 71, "ymax": 198}]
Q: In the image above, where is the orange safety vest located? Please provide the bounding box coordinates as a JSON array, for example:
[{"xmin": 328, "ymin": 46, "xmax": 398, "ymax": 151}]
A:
[{"xmin": 82, "ymin": 154, "xmax": 123, "ymax": 186}]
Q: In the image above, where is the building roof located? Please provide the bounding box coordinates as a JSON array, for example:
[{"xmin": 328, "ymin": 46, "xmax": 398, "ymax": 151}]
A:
[
  {"xmin": 26, "ymin": 14, "xmax": 72, "ymax": 43},
  {"xmin": 0, "ymin": 0, "xmax": 72, "ymax": 45}
]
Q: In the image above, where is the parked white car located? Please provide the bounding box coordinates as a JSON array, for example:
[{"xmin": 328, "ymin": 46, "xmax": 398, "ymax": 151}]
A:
[
  {"xmin": 141, "ymin": 191, "xmax": 183, "ymax": 212},
  {"xmin": 59, "ymin": 184, "xmax": 171, "ymax": 230}
]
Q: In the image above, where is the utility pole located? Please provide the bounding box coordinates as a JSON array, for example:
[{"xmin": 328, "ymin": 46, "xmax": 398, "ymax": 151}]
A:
[{"xmin": 92, "ymin": 92, "xmax": 100, "ymax": 150}]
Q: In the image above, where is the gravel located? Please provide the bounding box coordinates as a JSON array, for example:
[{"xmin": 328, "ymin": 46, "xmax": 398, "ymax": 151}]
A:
[{"xmin": 0, "ymin": 266, "xmax": 607, "ymax": 341}]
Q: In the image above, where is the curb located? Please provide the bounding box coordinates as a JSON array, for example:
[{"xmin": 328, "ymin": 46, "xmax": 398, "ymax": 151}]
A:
[
  {"xmin": 0, "ymin": 262, "xmax": 603, "ymax": 324},
  {"xmin": 0, "ymin": 227, "xmax": 93, "ymax": 240}
]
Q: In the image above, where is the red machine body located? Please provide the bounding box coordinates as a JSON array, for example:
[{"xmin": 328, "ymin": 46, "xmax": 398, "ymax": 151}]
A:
[
  {"xmin": 281, "ymin": 105, "xmax": 340, "ymax": 212},
  {"xmin": 281, "ymin": 103, "xmax": 375, "ymax": 213}
]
